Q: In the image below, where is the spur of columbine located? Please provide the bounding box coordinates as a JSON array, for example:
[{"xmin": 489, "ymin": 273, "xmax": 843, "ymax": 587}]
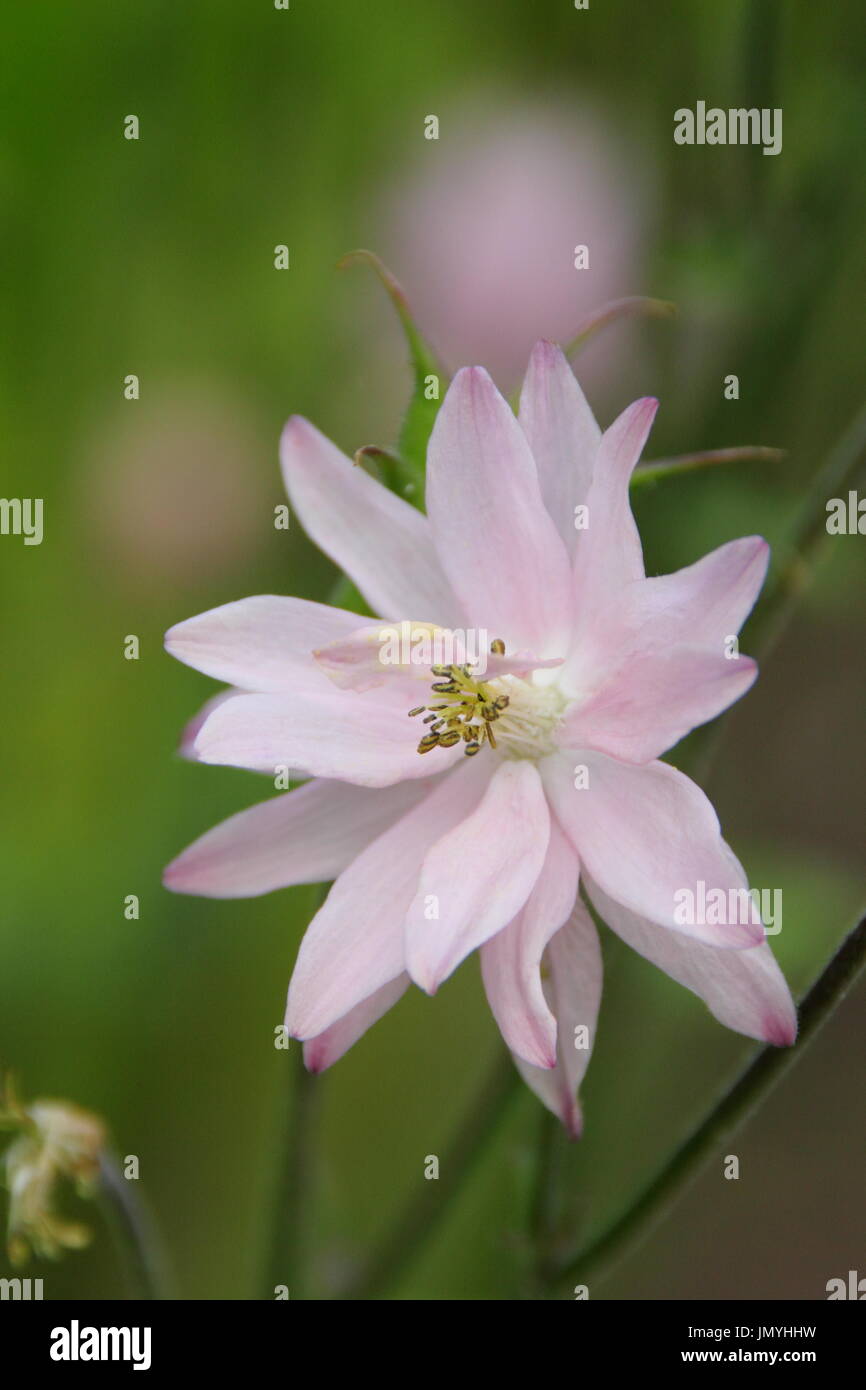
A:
[{"xmin": 163, "ymin": 342, "xmax": 795, "ymax": 1135}]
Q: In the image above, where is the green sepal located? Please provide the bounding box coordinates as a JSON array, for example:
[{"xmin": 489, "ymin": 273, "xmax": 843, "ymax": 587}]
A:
[{"xmin": 339, "ymin": 250, "xmax": 447, "ymax": 504}]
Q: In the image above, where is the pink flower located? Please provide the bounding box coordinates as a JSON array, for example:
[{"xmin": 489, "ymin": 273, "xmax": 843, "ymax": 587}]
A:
[
  {"xmin": 164, "ymin": 343, "xmax": 795, "ymax": 1135},
  {"xmin": 376, "ymin": 99, "xmax": 651, "ymax": 391}
]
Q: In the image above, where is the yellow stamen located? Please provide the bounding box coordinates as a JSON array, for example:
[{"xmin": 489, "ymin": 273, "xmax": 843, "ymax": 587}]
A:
[{"xmin": 408, "ymin": 646, "xmax": 511, "ymax": 757}]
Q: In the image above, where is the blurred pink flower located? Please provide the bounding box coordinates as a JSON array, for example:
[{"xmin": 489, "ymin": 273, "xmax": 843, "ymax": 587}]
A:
[
  {"xmin": 164, "ymin": 344, "xmax": 794, "ymax": 1135},
  {"xmin": 377, "ymin": 100, "xmax": 652, "ymax": 390}
]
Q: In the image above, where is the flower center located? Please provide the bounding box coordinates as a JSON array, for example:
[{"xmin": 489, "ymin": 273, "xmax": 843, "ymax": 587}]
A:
[
  {"xmin": 408, "ymin": 661, "xmax": 510, "ymax": 758},
  {"xmin": 490, "ymin": 675, "xmax": 566, "ymax": 759},
  {"xmin": 408, "ymin": 641, "xmax": 565, "ymax": 761}
]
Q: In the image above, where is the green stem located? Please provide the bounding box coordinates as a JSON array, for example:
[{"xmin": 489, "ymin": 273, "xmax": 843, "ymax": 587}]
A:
[
  {"xmin": 632, "ymin": 446, "xmax": 785, "ymax": 489},
  {"xmin": 524, "ymin": 1108, "xmax": 572, "ymax": 1297},
  {"xmin": 97, "ymin": 1151, "xmax": 172, "ymax": 1300},
  {"xmin": 340, "ymin": 1047, "xmax": 520, "ymax": 1300},
  {"xmin": 262, "ymin": 880, "xmax": 328, "ymax": 1300},
  {"xmin": 547, "ymin": 913, "xmax": 866, "ymax": 1297},
  {"xmin": 263, "ymin": 1039, "xmax": 323, "ymax": 1299},
  {"xmin": 564, "ymin": 296, "xmax": 676, "ymax": 359}
]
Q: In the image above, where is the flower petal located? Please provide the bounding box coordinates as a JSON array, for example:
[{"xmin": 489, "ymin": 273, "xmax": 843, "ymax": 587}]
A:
[
  {"xmin": 512, "ymin": 899, "xmax": 603, "ymax": 1138},
  {"xmin": 568, "ymin": 396, "xmax": 657, "ymax": 650},
  {"xmin": 518, "ymin": 340, "xmax": 600, "ymax": 554},
  {"xmin": 557, "ymin": 647, "xmax": 758, "ymax": 764},
  {"xmin": 405, "ymin": 759, "xmax": 550, "ymax": 993},
  {"xmin": 480, "ymin": 819, "xmax": 579, "ymax": 1068},
  {"xmin": 286, "ymin": 759, "xmax": 490, "ymax": 1038},
  {"xmin": 165, "ymin": 595, "xmax": 366, "ymax": 692},
  {"xmin": 425, "ymin": 367, "xmax": 573, "ymax": 654},
  {"xmin": 586, "ymin": 875, "xmax": 796, "ymax": 1045},
  {"xmin": 541, "ymin": 752, "xmax": 764, "ymax": 947},
  {"xmin": 280, "ymin": 415, "xmax": 461, "ymax": 623},
  {"xmin": 178, "ymin": 688, "xmax": 238, "ymax": 759},
  {"xmin": 163, "ymin": 777, "xmax": 433, "ymax": 898},
  {"xmin": 193, "ymin": 685, "xmax": 463, "ymax": 787},
  {"xmin": 563, "ymin": 533, "xmax": 768, "ymax": 703},
  {"xmin": 616, "ymin": 536, "xmax": 770, "ymax": 655},
  {"xmin": 302, "ymin": 975, "xmax": 410, "ymax": 1073}
]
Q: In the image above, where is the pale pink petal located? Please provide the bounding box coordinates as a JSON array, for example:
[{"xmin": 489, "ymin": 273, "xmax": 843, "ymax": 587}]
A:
[
  {"xmin": 425, "ymin": 367, "xmax": 573, "ymax": 654},
  {"xmin": 302, "ymin": 975, "xmax": 410, "ymax": 1073},
  {"xmin": 513, "ymin": 899, "xmax": 603, "ymax": 1138},
  {"xmin": 571, "ymin": 536, "xmax": 769, "ymax": 688},
  {"xmin": 405, "ymin": 759, "xmax": 550, "ymax": 993},
  {"xmin": 480, "ymin": 820, "xmax": 579, "ymax": 1068},
  {"xmin": 557, "ymin": 647, "xmax": 758, "ymax": 764},
  {"xmin": 286, "ymin": 759, "xmax": 490, "ymax": 1038},
  {"xmin": 616, "ymin": 536, "xmax": 770, "ymax": 655},
  {"xmin": 586, "ymin": 876, "xmax": 796, "ymax": 1045},
  {"xmin": 165, "ymin": 595, "xmax": 366, "ymax": 692},
  {"xmin": 568, "ymin": 397, "xmax": 657, "ymax": 640},
  {"xmin": 280, "ymin": 415, "xmax": 462, "ymax": 623},
  {"xmin": 315, "ymin": 621, "xmax": 563, "ymax": 692},
  {"xmin": 163, "ymin": 777, "xmax": 433, "ymax": 898},
  {"xmin": 193, "ymin": 686, "xmax": 463, "ymax": 787},
  {"xmin": 518, "ymin": 340, "xmax": 600, "ymax": 554},
  {"xmin": 541, "ymin": 752, "xmax": 764, "ymax": 948},
  {"xmin": 178, "ymin": 689, "xmax": 238, "ymax": 759}
]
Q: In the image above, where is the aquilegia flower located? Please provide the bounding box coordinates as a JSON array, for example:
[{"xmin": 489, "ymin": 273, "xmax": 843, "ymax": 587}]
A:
[{"xmin": 164, "ymin": 343, "xmax": 795, "ymax": 1134}]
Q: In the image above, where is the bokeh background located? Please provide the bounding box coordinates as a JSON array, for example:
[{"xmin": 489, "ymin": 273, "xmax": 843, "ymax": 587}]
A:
[{"xmin": 1, "ymin": 0, "xmax": 864, "ymax": 1300}]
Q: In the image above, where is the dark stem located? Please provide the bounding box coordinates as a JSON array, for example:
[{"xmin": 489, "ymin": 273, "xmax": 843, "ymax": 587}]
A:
[
  {"xmin": 546, "ymin": 914, "xmax": 866, "ymax": 1296},
  {"xmin": 97, "ymin": 1152, "xmax": 172, "ymax": 1300}
]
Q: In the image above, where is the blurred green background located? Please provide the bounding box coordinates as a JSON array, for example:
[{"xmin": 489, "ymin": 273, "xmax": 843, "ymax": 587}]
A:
[{"xmin": 1, "ymin": 0, "xmax": 864, "ymax": 1300}]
